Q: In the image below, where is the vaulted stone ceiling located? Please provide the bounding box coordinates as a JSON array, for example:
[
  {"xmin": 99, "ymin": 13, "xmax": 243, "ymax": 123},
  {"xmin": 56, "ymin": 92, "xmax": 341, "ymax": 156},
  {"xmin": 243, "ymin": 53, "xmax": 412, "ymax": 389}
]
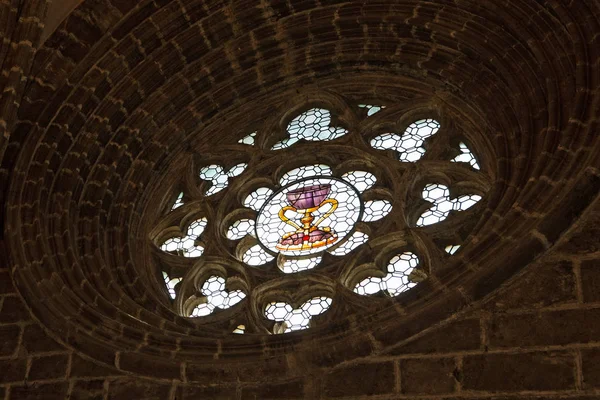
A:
[{"xmin": 0, "ymin": 0, "xmax": 599, "ymax": 397}]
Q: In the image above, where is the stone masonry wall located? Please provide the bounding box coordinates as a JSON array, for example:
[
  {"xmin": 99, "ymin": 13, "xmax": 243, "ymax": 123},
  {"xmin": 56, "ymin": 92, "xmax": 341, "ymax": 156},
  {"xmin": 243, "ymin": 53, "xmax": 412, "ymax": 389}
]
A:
[{"xmin": 1, "ymin": 0, "xmax": 599, "ymax": 398}]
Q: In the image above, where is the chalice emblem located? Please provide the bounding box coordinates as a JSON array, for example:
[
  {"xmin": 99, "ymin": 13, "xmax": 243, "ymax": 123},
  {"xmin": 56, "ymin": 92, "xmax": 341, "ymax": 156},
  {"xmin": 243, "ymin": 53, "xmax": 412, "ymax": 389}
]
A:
[{"xmin": 276, "ymin": 184, "xmax": 339, "ymax": 251}]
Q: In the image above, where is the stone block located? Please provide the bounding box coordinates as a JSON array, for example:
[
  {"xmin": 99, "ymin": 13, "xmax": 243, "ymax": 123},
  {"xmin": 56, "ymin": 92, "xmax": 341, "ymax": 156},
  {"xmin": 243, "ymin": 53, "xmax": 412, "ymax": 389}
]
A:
[
  {"xmin": 181, "ymin": 385, "xmax": 237, "ymax": 400},
  {"xmin": 488, "ymin": 308, "xmax": 600, "ymax": 348},
  {"xmin": 0, "ymin": 270, "xmax": 14, "ymax": 294},
  {"xmin": 0, "ymin": 296, "xmax": 30, "ymax": 323},
  {"xmin": 389, "ymin": 318, "xmax": 481, "ymax": 355},
  {"xmin": 107, "ymin": 378, "xmax": 171, "ymax": 400},
  {"xmin": 401, "ymin": 357, "xmax": 456, "ymax": 394},
  {"xmin": 0, "ymin": 324, "xmax": 20, "ymax": 356},
  {"xmin": 556, "ymin": 202, "xmax": 600, "ymax": 254},
  {"xmin": 582, "ymin": 348, "xmax": 600, "ymax": 389},
  {"xmin": 324, "ymin": 362, "xmax": 395, "ymax": 397},
  {"xmin": 22, "ymin": 324, "xmax": 64, "ymax": 354},
  {"xmin": 0, "ymin": 358, "xmax": 27, "ymax": 384},
  {"xmin": 241, "ymin": 380, "xmax": 304, "ymax": 399},
  {"xmin": 118, "ymin": 352, "xmax": 181, "ymax": 380},
  {"xmin": 462, "ymin": 352, "xmax": 575, "ymax": 391},
  {"xmin": 70, "ymin": 353, "xmax": 121, "ymax": 377},
  {"xmin": 28, "ymin": 354, "xmax": 69, "ymax": 380},
  {"xmin": 485, "ymin": 260, "xmax": 576, "ymax": 310},
  {"xmin": 581, "ymin": 259, "xmax": 600, "ymax": 303},
  {"xmin": 9, "ymin": 383, "xmax": 69, "ymax": 400},
  {"xmin": 69, "ymin": 379, "xmax": 106, "ymax": 400}
]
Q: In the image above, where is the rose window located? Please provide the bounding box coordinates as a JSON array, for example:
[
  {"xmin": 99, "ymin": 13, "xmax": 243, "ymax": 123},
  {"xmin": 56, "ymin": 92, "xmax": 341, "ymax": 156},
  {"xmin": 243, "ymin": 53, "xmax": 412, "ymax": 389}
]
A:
[{"xmin": 149, "ymin": 93, "xmax": 492, "ymax": 335}]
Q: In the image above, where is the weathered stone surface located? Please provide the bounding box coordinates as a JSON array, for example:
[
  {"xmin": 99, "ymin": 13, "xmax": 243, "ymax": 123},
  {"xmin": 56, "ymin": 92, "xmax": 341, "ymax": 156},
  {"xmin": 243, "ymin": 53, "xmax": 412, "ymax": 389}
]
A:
[
  {"xmin": 483, "ymin": 260, "xmax": 577, "ymax": 310},
  {"xmin": 69, "ymin": 379, "xmax": 106, "ymax": 400},
  {"xmin": 28, "ymin": 354, "xmax": 69, "ymax": 380},
  {"xmin": 241, "ymin": 380, "xmax": 305, "ymax": 400},
  {"xmin": 582, "ymin": 348, "xmax": 600, "ymax": 389},
  {"xmin": 106, "ymin": 379, "xmax": 171, "ymax": 400},
  {"xmin": 462, "ymin": 352, "xmax": 576, "ymax": 391},
  {"xmin": 0, "ymin": 324, "xmax": 20, "ymax": 356},
  {"xmin": 0, "ymin": 358, "xmax": 27, "ymax": 384},
  {"xmin": 401, "ymin": 357, "xmax": 456, "ymax": 394},
  {"xmin": 388, "ymin": 318, "xmax": 481, "ymax": 355},
  {"xmin": 324, "ymin": 362, "xmax": 395, "ymax": 397},
  {"xmin": 0, "ymin": 0, "xmax": 598, "ymax": 398},
  {"xmin": 488, "ymin": 308, "xmax": 600, "ymax": 348},
  {"xmin": 9, "ymin": 383, "xmax": 69, "ymax": 400},
  {"xmin": 581, "ymin": 259, "xmax": 600, "ymax": 303}
]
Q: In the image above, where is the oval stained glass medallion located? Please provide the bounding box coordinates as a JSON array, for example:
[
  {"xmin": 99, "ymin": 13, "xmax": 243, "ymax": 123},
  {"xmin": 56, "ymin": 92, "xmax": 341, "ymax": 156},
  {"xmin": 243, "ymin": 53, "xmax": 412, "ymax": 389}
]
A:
[{"xmin": 255, "ymin": 177, "xmax": 362, "ymax": 257}]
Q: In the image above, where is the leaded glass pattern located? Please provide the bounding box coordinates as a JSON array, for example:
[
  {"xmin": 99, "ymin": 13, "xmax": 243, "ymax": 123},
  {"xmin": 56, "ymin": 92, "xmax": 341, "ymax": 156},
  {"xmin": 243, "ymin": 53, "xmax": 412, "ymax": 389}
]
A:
[
  {"xmin": 354, "ymin": 253, "xmax": 419, "ymax": 296},
  {"xmin": 160, "ymin": 218, "xmax": 207, "ymax": 257},
  {"xmin": 199, "ymin": 163, "xmax": 248, "ymax": 196},
  {"xmin": 417, "ymin": 184, "xmax": 482, "ymax": 227},
  {"xmin": 370, "ymin": 119, "xmax": 440, "ymax": 162},
  {"xmin": 272, "ymin": 108, "xmax": 348, "ymax": 150},
  {"xmin": 264, "ymin": 297, "xmax": 332, "ymax": 333},
  {"xmin": 151, "ymin": 93, "xmax": 490, "ymax": 335},
  {"xmin": 190, "ymin": 276, "xmax": 246, "ymax": 317},
  {"xmin": 452, "ymin": 142, "xmax": 480, "ymax": 170}
]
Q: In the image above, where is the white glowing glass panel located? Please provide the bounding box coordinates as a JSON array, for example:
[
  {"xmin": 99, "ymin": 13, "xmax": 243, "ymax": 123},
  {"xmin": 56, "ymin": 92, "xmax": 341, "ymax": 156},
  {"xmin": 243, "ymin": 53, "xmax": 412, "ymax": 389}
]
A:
[
  {"xmin": 189, "ymin": 276, "xmax": 246, "ymax": 317},
  {"xmin": 227, "ymin": 163, "xmax": 247, "ymax": 178},
  {"xmin": 238, "ymin": 132, "xmax": 256, "ymax": 145},
  {"xmin": 328, "ymin": 231, "xmax": 369, "ymax": 256},
  {"xmin": 199, "ymin": 163, "xmax": 248, "ymax": 196},
  {"xmin": 358, "ymin": 104, "xmax": 386, "ymax": 116},
  {"xmin": 370, "ymin": 119, "xmax": 440, "ymax": 162},
  {"xmin": 271, "ymin": 108, "xmax": 347, "ymax": 150},
  {"xmin": 162, "ymin": 272, "xmax": 182, "ymax": 299},
  {"xmin": 453, "ymin": 195, "xmax": 482, "ymax": 211},
  {"xmin": 354, "ymin": 252, "xmax": 419, "ymax": 297},
  {"xmin": 362, "ymin": 199, "xmax": 393, "ymax": 222},
  {"xmin": 416, "ymin": 184, "xmax": 482, "ymax": 227},
  {"xmin": 226, "ymin": 219, "xmax": 256, "ymax": 240},
  {"xmin": 190, "ymin": 303, "xmax": 214, "ymax": 317},
  {"xmin": 233, "ymin": 325, "xmax": 246, "ymax": 334},
  {"xmin": 271, "ymin": 137, "xmax": 300, "ymax": 150},
  {"xmin": 279, "ymin": 256, "xmax": 322, "ymax": 274},
  {"xmin": 451, "ymin": 142, "xmax": 480, "ymax": 170},
  {"xmin": 265, "ymin": 297, "xmax": 332, "ymax": 334},
  {"xmin": 243, "ymin": 187, "xmax": 274, "ymax": 211},
  {"xmin": 172, "ymin": 192, "xmax": 184, "ymax": 210},
  {"xmin": 242, "ymin": 244, "xmax": 275, "ymax": 266},
  {"xmin": 341, "ymin": 171, "xmax": 376, "ymax": 192},
  {"xmin": 160, "ymin": 218, "xmax": 207, "ymax": 257},
  {"xmin": 279, "ymin": 164, "xmax": 333, "ymax": 186},
  {"xmin": 445, "ymin": 245, "xmax": 461, "ymax": 255}
]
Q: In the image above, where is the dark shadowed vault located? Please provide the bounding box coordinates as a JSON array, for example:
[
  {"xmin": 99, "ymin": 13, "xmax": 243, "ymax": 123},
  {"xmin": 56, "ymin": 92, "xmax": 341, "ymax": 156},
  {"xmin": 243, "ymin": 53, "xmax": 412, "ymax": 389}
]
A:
[{"xmin": 0, "ymin": 0, "xmax": 599, "ymax": 399}]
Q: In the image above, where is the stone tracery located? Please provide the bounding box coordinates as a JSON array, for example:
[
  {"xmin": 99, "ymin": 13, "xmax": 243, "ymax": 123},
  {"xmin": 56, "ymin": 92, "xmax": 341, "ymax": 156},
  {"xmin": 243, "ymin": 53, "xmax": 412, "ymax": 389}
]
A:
[
  {"xmin": 152, "ymin": 98, "xmax": 489, "ymax": 334},
  {"xmin": 1, "ymin": 0, "xmax": 598, "ymax": 391}
]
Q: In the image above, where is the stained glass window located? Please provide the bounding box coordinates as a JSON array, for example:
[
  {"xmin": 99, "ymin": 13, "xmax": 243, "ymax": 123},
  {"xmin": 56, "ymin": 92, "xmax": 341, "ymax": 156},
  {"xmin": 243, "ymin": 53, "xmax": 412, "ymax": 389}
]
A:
[
  {"xmin": 160, "ymin": 217, "xmax": 207, "ymax": 257},
  {"xmin": 152, "ymin": 96, "xmax": 488, "ymax": 335},
  {"xmin": 452, "ymin": 142, "xmax": 480, "ymax": 170},
  {"xmin": 238, "ymin": 132, "xmax": 256, "ymax": 145},
  {"xmin": 371, "ymin": 119, "xmax": 440, "ymax": 162},
  {"xmin": 199, "ymin": 163, "xmax": 247, "ymax": 196},
  {"xmin": 417, "ymin": 184, "xmax": 482, "ymax": 227},
  {"xmin": 189, "ymin": 276, "xmax": 246, "ymax": 317},
  {"xmin": 354, "ymin": 253, "xmax": 419, "ymax": 296},
  {"xmin": 272, "ymin": 108, "xmax": 348, "ymax": 150},
  {"xmin": 233, "ymin": 166, "xmax": 392, "ymax": 272},
  {"xmin": 265, "ymin": 297, "xmax": 332, "ymax": 333}
]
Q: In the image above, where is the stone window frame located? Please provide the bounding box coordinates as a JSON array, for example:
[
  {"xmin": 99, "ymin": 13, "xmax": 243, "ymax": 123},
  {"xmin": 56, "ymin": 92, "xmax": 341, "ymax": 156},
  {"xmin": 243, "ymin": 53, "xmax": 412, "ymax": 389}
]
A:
[{"xmin": 148, "ymin": 89, "xmax": 493, "ymax": 335}]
